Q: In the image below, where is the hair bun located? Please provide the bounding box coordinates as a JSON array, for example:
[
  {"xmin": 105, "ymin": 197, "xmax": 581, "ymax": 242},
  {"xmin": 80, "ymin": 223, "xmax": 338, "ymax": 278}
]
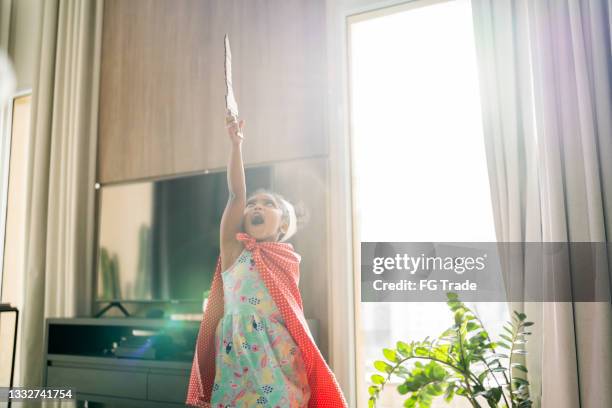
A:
[{"xmin": 292, "ymin": 201, "xmax": 310, "ymax": 231}]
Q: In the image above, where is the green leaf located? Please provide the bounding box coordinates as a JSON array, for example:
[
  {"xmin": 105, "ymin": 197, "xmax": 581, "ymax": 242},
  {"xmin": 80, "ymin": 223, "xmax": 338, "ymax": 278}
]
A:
[
  {"xmin": 487, "ymin": 353, "xmax": 509, "ymax": 359},
  {"xmin": 396, "ymin": 366, "xmax": 410, "ymax": 376},
  {"xmin": 439, "ymin": 328, "xmax": 456, "ymax": 340},
  {"xmin": 430, "ymin": 382, "xmax": 444, "ymax": 395},
  {"xmin": 468, "ymin": 334, "xmax": 486, "ymax": 346},
  {"xmin": 417, "ymin": 391, "xmax": 432, "ymax": 407},
  {"xmin": 514, "ymin": 311, "xmax": 527, "ymax": 321},
  {"xmin": 523, "ymin": 321, "xmax": 534, "ymax": 326},
  {"xmin": 397, "ymin": 382, "xmax": 410, "ymax": 395},
  {"xmin": 403, "ymin": 395, "xmax": 417, "ymax": 408},
  {"xmin": 383, "ymin": 348, "xmax": 398, "ymax": 362},
  {"xmin": 368, "ymin": 397, "xmax": 375, "ymax": 408},
  {"xmin": 397, "ymin": 341, "xmax": 412, "ymax": 357},
  {"xmin": 472, "ymin": 384, "xmax": 485, "ymax": 394},
  {"xmin": 444, "ymin": 384, "xmax": 455, "ymax": 402},
  {"xmin": 490, "ymin": 387, "xmax": 503, "ymax": 403},
  {"xmin": 497, "ymin": 341, "xmax": 511, "ymax": 349},
  {"xmin": 432, "ymin": 348, "xmax": 452, "ymax": 363},
  {"xmin": 374, "ymin": 360, "xmax": 393, "ymax": 373},
  {"xmin": 466, "ymin": 322, "xmax": 480, "ymax": 332},
  {"xmin": 368, "ymin": 385, "xmax": 378, "ymax": 396},
  {"xmin": 454, "ymin": 309, "xmax": 465, "ymax": 325},
  {"xmin": 371, "ymin": 374, "xmax": 385, "ymax": 384},
  {"xmin": 513, "ymin": 377, "xmax": 529, "ymax": 386},
  {"xmin": 431, "ymin": 364, "xmax": 447, "ymax": 381},
  {"xmin": 414, "ymin": 346, "xmax": 429, "ymax": 357},
  {"xmin": 511, "ymin": 363, "xmax": 528, "ymax": 372},
  {"xmin": 500, "ymin": 334, "xmax": 513, "ymax": 343},
  {"xmin": 455, "ymin": 387, "xmax": 467, "ymax": 396}
]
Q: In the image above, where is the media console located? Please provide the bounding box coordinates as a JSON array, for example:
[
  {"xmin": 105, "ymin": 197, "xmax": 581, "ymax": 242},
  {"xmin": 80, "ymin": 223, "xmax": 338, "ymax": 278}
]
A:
[
  {"xmin": 43, "ymin": 317, "xmax": 320, "ymax": 407},
  {"xmin": 43, "ymin": 318, "xmax": 200, "ymax": 407}
]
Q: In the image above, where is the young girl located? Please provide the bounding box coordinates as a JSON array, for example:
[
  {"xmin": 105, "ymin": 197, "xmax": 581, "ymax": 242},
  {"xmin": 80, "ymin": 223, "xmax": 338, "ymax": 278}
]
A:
[{"xmin": 186, "ymin": 112, "xmax": 348, "ymax": 408}]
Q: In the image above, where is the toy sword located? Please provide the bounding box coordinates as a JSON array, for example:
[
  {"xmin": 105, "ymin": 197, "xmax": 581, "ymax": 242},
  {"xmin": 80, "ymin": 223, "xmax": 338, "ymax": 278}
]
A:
[{"xmin": 224, "ymin": 34, "xmax": 239, "ymax": 119}]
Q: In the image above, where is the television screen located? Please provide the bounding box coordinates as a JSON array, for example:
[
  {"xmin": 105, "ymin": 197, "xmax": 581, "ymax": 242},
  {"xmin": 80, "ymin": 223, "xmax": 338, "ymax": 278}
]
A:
[{"xmin": 96, "ymin": 166, "xmax": 272, "ymax": 302}]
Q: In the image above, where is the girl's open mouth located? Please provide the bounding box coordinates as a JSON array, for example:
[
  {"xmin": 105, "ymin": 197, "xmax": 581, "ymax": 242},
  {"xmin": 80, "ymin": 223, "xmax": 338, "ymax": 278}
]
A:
[{"xmin": 251, "ymin": 213, "xmax": 264, "ymax": 225}]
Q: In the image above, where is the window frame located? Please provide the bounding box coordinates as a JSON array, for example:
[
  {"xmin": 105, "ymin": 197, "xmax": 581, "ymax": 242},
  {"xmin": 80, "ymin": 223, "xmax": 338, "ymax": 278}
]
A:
[
  {"xmin": 0, "ymin": 89, "xmax": 32, "ymax": 300},
  {"xmin": 327, "ymin": 1, "xmax": 455, "ymax": 406}
]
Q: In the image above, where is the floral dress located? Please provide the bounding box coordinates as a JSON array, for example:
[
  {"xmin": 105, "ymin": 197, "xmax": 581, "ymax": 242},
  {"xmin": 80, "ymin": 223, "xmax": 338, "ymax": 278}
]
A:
[{"xmin": 211, "ymin": 249, "xmax": 311, "ymax": 408}]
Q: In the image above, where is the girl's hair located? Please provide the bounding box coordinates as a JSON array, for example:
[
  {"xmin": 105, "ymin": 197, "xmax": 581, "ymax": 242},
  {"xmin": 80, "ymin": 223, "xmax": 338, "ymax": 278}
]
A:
[{"xmin": 248, "ymin": 188, "xmax": 310, "ymax": 241}]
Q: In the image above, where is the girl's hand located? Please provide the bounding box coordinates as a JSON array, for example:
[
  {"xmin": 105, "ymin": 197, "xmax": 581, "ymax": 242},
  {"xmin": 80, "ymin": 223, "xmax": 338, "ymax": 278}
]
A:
[{"xmin": 225, "ymin": 110, "xmax": 245, "ymax": 144}]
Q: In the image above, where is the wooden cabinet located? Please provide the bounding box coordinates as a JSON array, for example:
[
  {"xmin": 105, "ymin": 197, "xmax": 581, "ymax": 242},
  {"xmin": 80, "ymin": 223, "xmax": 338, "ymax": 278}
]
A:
[
  {"xmin": 43, "ymin": 318, "xmax": 197, "ymax": 407},
  {"xmin": 98, "ymin": 0, "xmax": 327, "ymax": 184},
  {"xmin": 47, "ymin": 365, "xmax": 149, "ymax": 400}
]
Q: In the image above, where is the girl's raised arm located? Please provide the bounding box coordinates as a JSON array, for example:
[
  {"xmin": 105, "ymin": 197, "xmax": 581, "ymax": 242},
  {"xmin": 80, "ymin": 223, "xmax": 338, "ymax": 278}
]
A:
[{"xmin": 220, "ymin": 112, "xmax": 246, "ymax": 258}]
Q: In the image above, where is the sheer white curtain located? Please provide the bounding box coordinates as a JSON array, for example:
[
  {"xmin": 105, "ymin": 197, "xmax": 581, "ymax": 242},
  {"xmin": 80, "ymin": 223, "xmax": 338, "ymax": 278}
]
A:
[
  {"xmin": 19, "ymin": 1, "xmax": 102, "ymax": 405},
  {"xmin": 471, "ymin": 0, "xmax": 612, "ymax": 407}
]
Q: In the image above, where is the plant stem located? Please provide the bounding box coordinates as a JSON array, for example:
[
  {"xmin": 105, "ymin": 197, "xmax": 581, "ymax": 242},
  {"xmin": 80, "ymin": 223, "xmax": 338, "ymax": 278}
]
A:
[
  {"xmin": 508, "ymin": 320, "xmax": 525, "ymax": 403},
  {"xmin": 456, "ymin": 325, "xmax": 484, "ymax": 408},
  {"xmin": 473, "ymin": 311, "xmax": 512, "ymax": 386},
  {"xmin": 478, "ymin": 356, "xmax": 511, "ymax": 408},
  {"xmin": 472, "ymin": 310, "xmax": 513, "ymax": 408}
]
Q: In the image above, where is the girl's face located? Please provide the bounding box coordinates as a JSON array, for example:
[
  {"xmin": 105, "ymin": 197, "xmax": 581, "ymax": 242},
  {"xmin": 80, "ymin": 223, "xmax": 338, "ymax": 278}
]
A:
[{"xmin": 243, "ymin": 193, "xmax": 288, "ymax": 242}]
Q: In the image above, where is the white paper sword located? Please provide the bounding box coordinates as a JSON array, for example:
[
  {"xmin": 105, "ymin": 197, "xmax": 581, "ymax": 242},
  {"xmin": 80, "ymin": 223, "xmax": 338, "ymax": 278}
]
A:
[{"xmin": 224, "ymin": 34, "xmax": 239, "ymax": 120}]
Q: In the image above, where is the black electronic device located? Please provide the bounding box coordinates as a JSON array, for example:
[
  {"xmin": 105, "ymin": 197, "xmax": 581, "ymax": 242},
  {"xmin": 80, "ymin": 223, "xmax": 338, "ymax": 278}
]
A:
[{"xmin": 96, "ymin": 166, "xmax": 273, "ymax": 304}]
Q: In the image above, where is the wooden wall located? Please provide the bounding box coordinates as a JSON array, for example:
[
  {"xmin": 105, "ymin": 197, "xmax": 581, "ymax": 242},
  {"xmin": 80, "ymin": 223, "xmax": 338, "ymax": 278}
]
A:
[
  {"xmin": 98, "ymin": 0, "xmax": 327, "ymax": 183},
  {"xmin": 273, "ymin": 157, "xmax": 329, "ymax": 355},
  {"xmin": 96, "ymin": 0, "xmax": 331, "ymax": 357}
]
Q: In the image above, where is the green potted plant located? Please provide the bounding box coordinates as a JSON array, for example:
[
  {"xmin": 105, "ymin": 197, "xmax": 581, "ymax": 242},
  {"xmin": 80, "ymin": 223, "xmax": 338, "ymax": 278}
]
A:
[{"xmin": 369, "ymin": 293, "xmax": 533, "ymax": 408}]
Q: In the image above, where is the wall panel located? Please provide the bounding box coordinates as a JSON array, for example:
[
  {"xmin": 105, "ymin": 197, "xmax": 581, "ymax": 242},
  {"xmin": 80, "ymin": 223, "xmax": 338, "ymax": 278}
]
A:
[{"xmin": 98, "ymin": 0, "xmax": 327, "ymax": 183}]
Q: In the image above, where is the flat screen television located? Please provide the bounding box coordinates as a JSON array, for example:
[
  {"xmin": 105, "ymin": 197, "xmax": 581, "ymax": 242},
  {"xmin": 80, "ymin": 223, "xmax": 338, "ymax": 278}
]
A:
[{"xmin": 95, "ymin": 166, "xmax": 273, "ymax": 303}]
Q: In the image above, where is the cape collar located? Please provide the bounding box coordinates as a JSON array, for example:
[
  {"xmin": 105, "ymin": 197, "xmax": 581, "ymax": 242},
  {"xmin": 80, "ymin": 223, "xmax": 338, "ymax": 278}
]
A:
[{"xmin": 235, "ymin": 232, "xmax": 301, "ymax": 264}]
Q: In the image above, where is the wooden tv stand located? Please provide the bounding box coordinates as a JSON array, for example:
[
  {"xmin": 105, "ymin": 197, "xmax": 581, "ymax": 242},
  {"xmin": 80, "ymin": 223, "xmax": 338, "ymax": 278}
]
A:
[{"xmin": 43, "ymin": 317, "xmax": 200, "ymax": 407}]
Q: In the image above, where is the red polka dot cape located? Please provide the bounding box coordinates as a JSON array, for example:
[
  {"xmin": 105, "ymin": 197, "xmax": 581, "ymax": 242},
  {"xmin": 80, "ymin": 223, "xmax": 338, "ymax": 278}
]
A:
[{"xmin": 186, "ymin": 232, "xmax": 348, "ymax": 408}]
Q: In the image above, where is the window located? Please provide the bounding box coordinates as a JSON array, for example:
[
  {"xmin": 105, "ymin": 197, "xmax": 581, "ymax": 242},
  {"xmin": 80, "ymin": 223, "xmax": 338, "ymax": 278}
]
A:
[
  {"xmin": 0, "ymin": 92, "xmax": 32, "ymax": 386},
  {"xmin": 348, "ymin": 0, "xmax": 507, "ymax": 406}
]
